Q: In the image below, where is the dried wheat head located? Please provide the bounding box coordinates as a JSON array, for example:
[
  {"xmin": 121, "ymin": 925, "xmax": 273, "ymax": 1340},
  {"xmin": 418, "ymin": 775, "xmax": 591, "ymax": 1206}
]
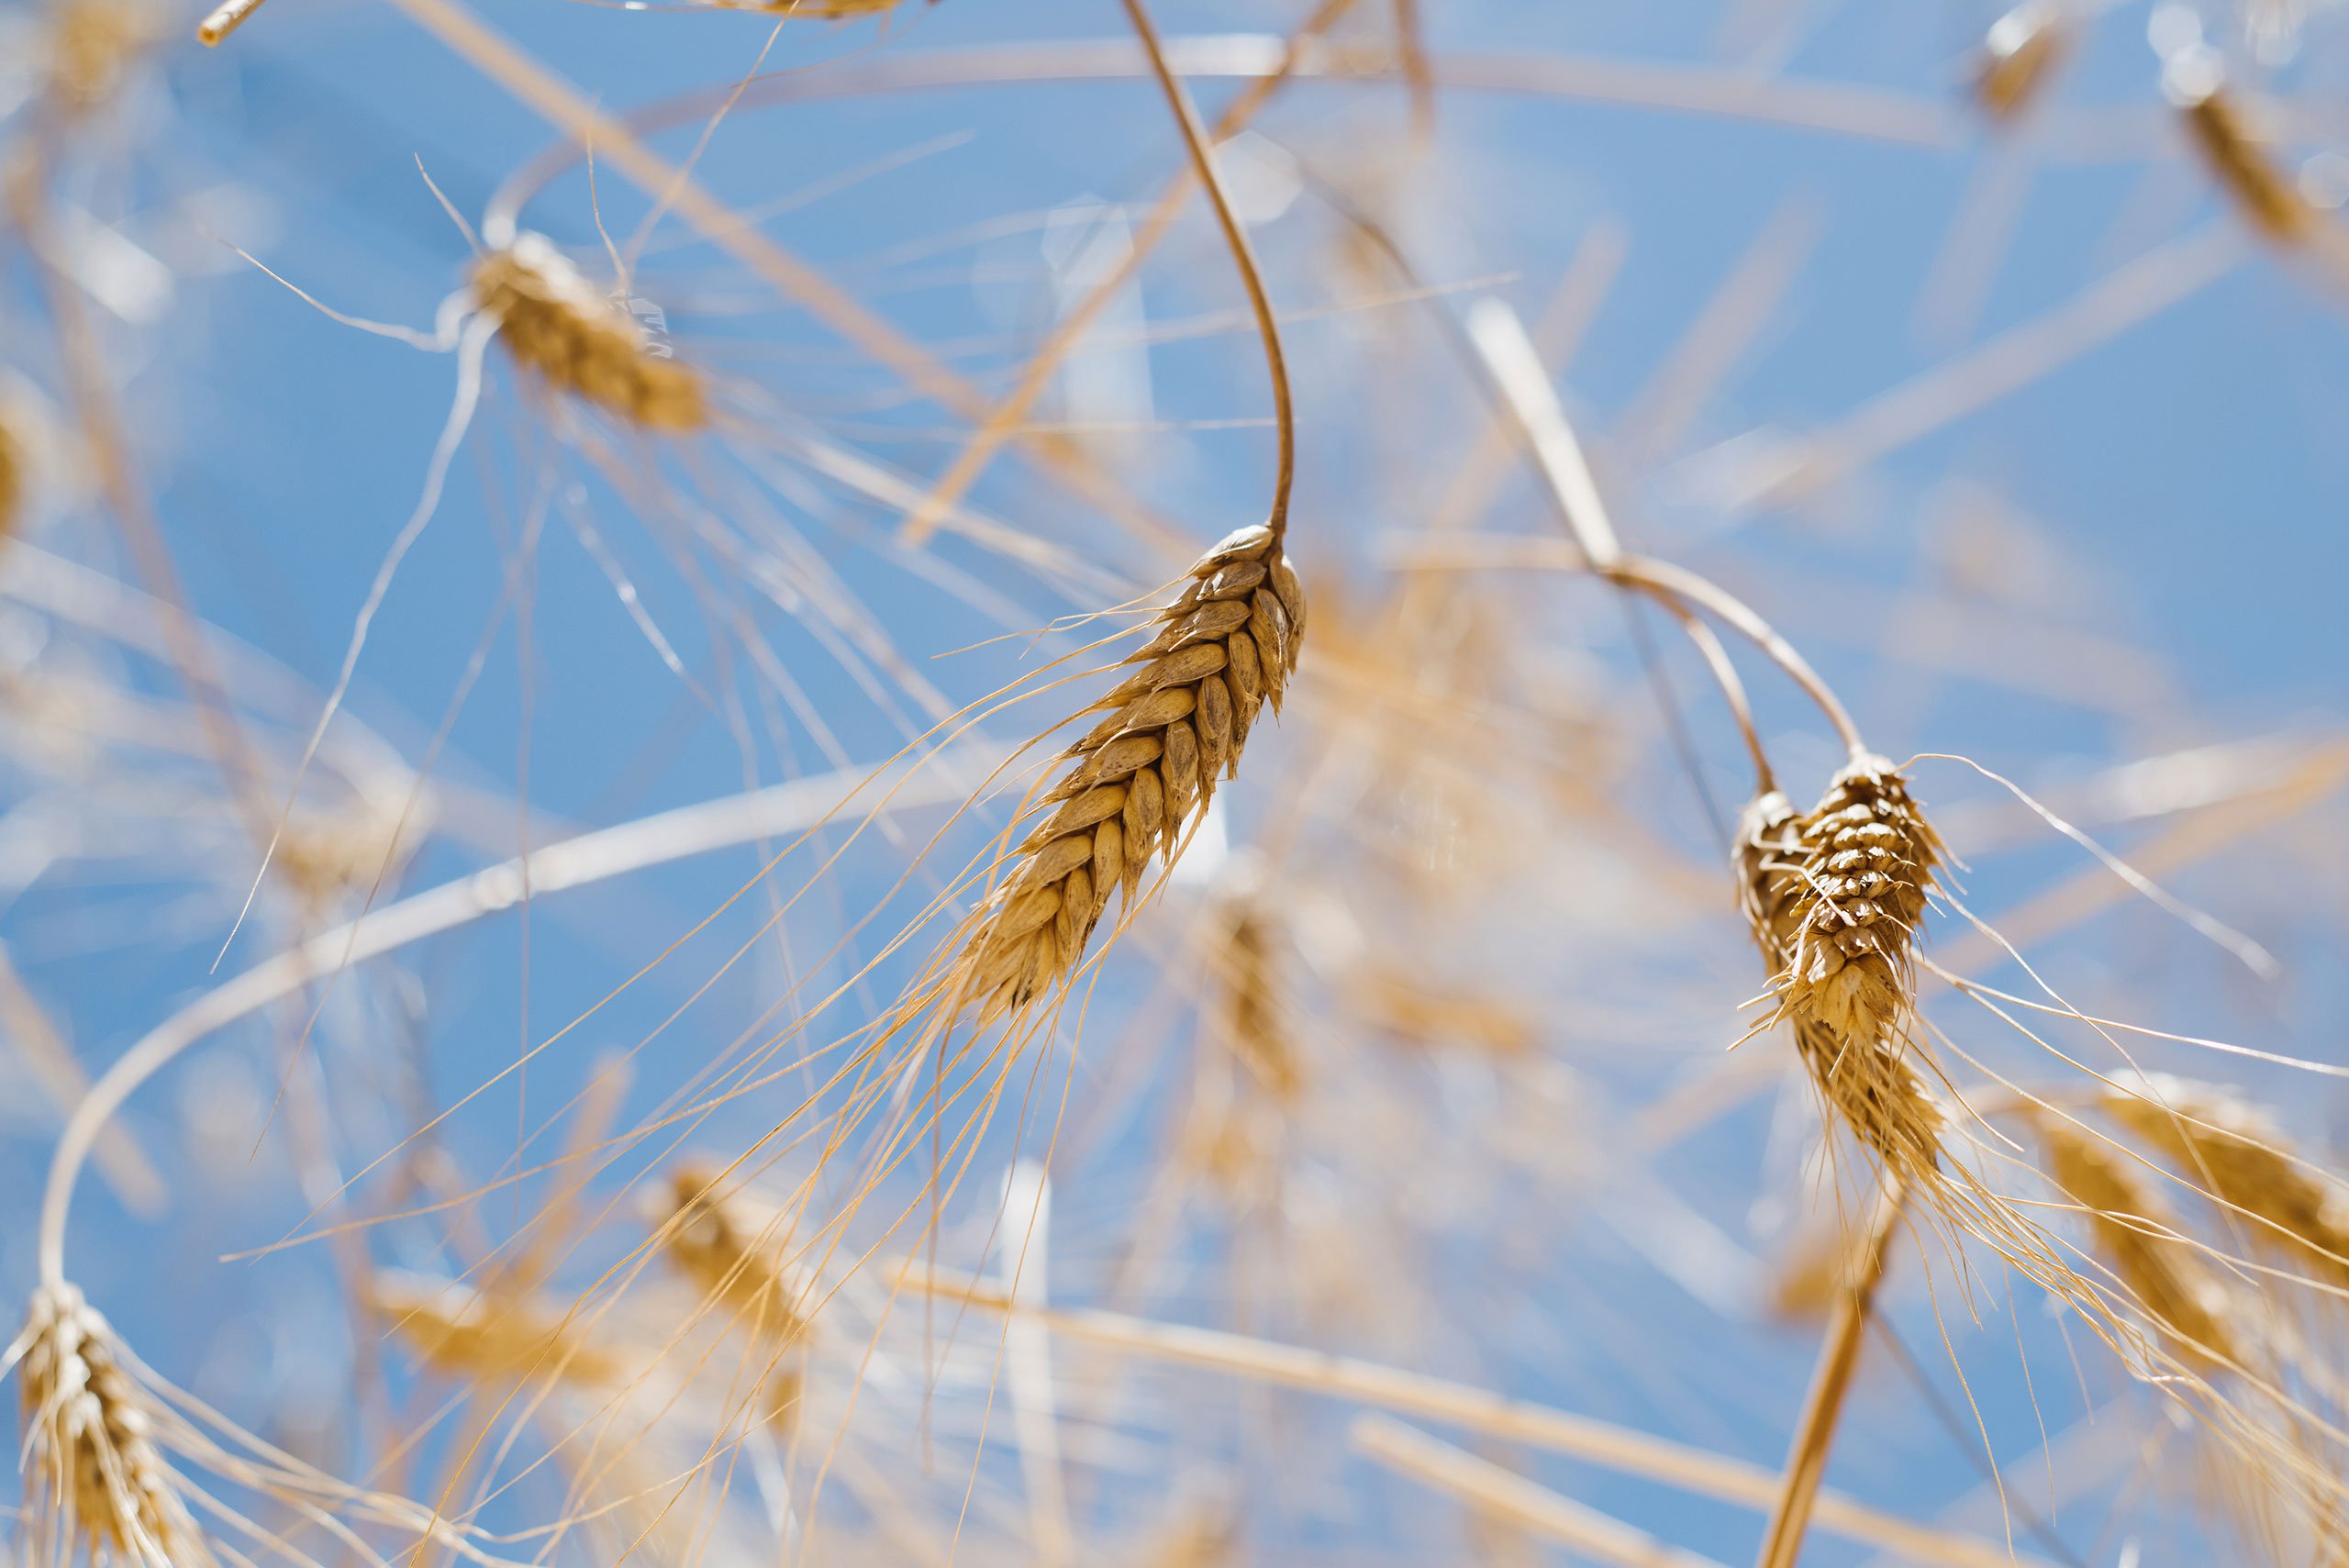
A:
[
  {"xmin": 1976, "ymin": 3, "xmax": 2069, "ymax": 119},
  {"xmin": 1779, "ymin": 756, "xmax": 1942, "ymax": 1048},
  {"xmin": 2036, "ymin": 1117, "xmax": 2242, "ymax": 1369},
  {"xmin": 950, "ymin": 524, "xmax": 1304, "ymax": 1024},
  {"xmin": 370, "ymin": 1270, "xmax": 621, "ymax": 1388},
  {"xmin": 1737, "ymin": 784, "xmax": 1948, "ymax": 1179},
  {"xmin": 471, "ymin": 234, "xmax": 707, "ymax": 431},
  {"xmin": 11, "ymin": 1282, "xmax": 210, "ymax": 1566},
  {"xmin": 1208, "ymin": 894, "xmax": 1298, "ymax": 1100},
  {"xmin": 2107, "ymin": 1073, "xmax": 2349, "ymax": 1286},
  {"xmin": 659, "ymin": 1162, "xmax": 813, "ymax": 1339},
  {"xmin": 46, "ymin": 0, "xmax": 156, "ymax": 114}
]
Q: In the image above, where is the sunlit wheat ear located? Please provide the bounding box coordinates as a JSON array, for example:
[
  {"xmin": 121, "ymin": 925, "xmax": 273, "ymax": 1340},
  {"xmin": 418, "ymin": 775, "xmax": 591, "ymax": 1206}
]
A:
[
  {"xmin": 1208, "ymin": 892, "xmax": 1299, "ymax": 1100},
  {"xmin": 44, "ymin": 0, "xmax": 156, "ymax": 115},
  {"xmin": 2033, "ymin": 1117, "xmax": 2243, "ymax": 1370},
  {"xmin": 659, "ymin": 1162, "xmax": 814, "ymax": 1340},
  {"xmin": 12, "ymin": 1283, "xmax": 210, "ymax": 1567},
  {"xmin": 370, "ymin": 1270, "xmax": 622, "ymax": 1388},
  {"xmin": 1975, "ymin": 1, "xmax": 2069, "ymax": 119},
  {"xmin": 1736, "ymin": 785, "xmax": 1947, "ymax": 1181},
  {"xmin": 2106, "ymin": 1073, "xmax": 2349, "ymax": 1286},
  {"xmin": 950, "ymin": 524, "xmax": 1305, "ymax": 1025},
  {"xmin": 470, "ymin": 234, "xmax": 707, "ymax": 431}
]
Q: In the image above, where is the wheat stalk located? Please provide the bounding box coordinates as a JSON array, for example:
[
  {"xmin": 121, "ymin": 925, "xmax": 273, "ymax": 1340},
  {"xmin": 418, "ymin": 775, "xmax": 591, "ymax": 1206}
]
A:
[
  {"xmin": 470, "ymin": 234, "xmax": 707, "ymax": 431},
  {"xmin": 2160, "ymin": 49, "xmax": 2320, "ymax": 247},
  {"xmin": 948, "ymin": 524, "xmax": 1304, "ymax": 1023},
  {"xmin": 2105, "ymin": 1073, "xmax": 2349, "ymax": 1287}
]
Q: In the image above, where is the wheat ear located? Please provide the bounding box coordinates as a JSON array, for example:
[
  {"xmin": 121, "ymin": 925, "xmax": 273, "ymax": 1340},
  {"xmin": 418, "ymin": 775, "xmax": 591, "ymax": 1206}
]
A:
[
  {"xmin": 12, "ymin": 1282, "xmax": 211, "ymax": 1567},
  {"xmin": 2106, "ymin": 1073, "xmax": 2349, "ymax": 1287},
  {"xmin": 471, "ymin": 234, "xmax": 707, "ymax": 431},
  {"xmin": 370, "ymin": 1270, "xmax": 624, "ymax": 1388},
  {"xmin": 0, "ymin": 408, "xmax": 19, "ymax": 543},
  {"xmin": 2033, "ymin": 1117, "xmax": 2242, "ymax": 1369},
  {"xmin": 950, "ymin": 525, "xmax": 1305, "ymax": 1024},
  {"xmin": 1737, "ymin": 780, "xmax": 1947, "ymax": 1182},
  {"xmin": 659, "ymin": 1162, "xmax": 816, "ymax": 1341}
]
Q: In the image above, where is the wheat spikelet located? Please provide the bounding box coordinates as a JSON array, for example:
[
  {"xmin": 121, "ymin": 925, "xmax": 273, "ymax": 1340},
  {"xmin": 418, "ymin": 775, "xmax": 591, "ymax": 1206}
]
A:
[
  {"xmin": 11, "ymin": 1282, "xmax": 211, "ymax": 1566},
  {"xmin": 659, "ymin": 1162, "xmax": 814, "ymax": 1339},
  {"xmin": 1208, "ymin": 893, "xmax": 1298, "ymax": 1100},
  {"xmin": 470, "ymin": 234, "xmax": 707, "ymax": 431},
  {"xmin": 370, "ymin": 1270, "xmax": 622, "ymax": 1387},
  {"xmin": 1975, "ymin": 2, "xmax": 2069, "ymax": 119},
  {"xmin": 1737, "ymin": 783, "xmax": 1946, "ymax": 1179},
  {"xmin": 2106, "ymin": 1073, "xmax": 2349, "ymax": 1286},
  {"xmin": 950, "ymin": 524, "xmax": 1304, "ymax": 1024},
  {"xmin": 2035, "ymin": 1117, "xmax": 2242, "ymax": 1369}
]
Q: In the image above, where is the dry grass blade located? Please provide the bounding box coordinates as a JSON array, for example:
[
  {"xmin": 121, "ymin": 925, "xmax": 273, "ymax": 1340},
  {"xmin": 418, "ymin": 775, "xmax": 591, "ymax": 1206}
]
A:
[
  {"xmin": 471, "ymin": 234, "xmax": 707, "ymax": 430},
  {"xmin": 948, "ymin": 523, "xmax": 1304, "ymax": 1023},
  {"xmin": 2105, "ymin": 1073, "xmax": 2349, "ymax": 1286},
  {"xmin": 2033, "ymin": 1116, "xmax": 2242, "ymax": 1369},
  {"xmin": 12, "ymin": 1282, "xmax": 212, "ymax": 1567}
]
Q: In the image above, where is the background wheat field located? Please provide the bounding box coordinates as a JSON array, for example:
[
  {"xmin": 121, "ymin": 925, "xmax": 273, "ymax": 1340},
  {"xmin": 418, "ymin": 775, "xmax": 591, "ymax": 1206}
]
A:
[{"xmin": 4, "ymin": 2, "xmax": 2349, "ymax": 1565}]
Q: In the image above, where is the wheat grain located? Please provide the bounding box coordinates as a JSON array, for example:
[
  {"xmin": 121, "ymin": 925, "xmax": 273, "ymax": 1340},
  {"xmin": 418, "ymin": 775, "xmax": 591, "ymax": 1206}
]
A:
[
  {"xmin": 949, "ymin": 524, "xmax": 1304, "ymax": 1024},
  {"xmin": 470, "ymin": 235, "xmax": 707, "ymax": 431},
  {"xmin": 2034, "ymin": 1117, "xmax": 2241, "ymax": 1368},
  {"xmin": 2105, "ymin": 1073, "xmax": 2349, "ymax": 1286},
  {"xmin": 11, "ymin": 1282, "xmax": 211, "ymax": 1566}
]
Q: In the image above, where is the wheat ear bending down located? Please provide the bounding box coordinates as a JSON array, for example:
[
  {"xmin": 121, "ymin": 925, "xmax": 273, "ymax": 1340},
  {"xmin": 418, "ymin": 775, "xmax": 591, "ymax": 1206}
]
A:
[{"xmin": 929, "ymin": 0, "xmax": 1307, "ymax": 1026}]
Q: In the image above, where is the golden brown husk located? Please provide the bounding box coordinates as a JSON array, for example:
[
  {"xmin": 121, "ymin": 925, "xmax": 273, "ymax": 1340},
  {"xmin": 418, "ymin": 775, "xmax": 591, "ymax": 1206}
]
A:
[
  {"xmin": 1209, "ymin": 895, "xmax": 1298, "ymax": 1100},
  {"xmin": 13, "ymin": 1283, "xmax": 211, "ymax": 1566},
  {"xmin": 950, "ymin": 524, "xmax": 1305, "ymax": 1024},
  {"xmin": 2036, "ymin": 1117, "xmax": 2242, "ymax": 1369},
  {"xmin": 2106, "ymin": 1074, "xmax": 2349, "ymax": 1286},
  {"xmin": 471, "ymin": 235, "xmax": 707, "ymax": 430},
  {"xmin": 1737, "ymin": 773, "xmax": 1946, "ymax": 1180}
]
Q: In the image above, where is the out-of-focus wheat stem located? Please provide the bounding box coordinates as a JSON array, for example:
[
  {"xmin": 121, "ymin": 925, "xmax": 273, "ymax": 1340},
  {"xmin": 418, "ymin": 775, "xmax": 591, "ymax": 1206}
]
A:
[
  {"xmin": 38, "ymin": 742, "xmax": 1005, "ymax": 1284},
  {"xmin": 1754, "ymin": 1178, "xmax": 1905, "ymax": 1568},
  {"xmin": 905, "ymin": 1268, "xmax": 2056, "ymax": 1568},
  {"xmin": 1356, "ymin": 1415, "xmax": 1730, "ymax": 1568}
]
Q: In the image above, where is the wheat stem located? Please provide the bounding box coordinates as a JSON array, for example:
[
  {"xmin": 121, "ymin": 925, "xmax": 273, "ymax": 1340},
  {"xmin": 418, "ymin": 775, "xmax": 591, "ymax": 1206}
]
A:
[
  {"xmin": 1754, "ymin": 1178, "xmax": 1906, "ymax": 1568},
  {"xmin": 1356, "ymin": 1415, "xmax": 1730, "ymax": 1568},
  {"xmin": 1123, "ymin": 0, "xmax": 1297, "ymax": 545},
  {"xmin": 903, "ymin": 1267, "xmax": 2055, "ymax": 1568},
  {"xmin": 37, "ymin": 743, "xmax": 1004, "ymax": 1285}
]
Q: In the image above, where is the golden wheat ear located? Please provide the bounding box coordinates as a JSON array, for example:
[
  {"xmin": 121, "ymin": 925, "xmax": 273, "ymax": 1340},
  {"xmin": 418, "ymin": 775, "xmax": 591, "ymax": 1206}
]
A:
[
  {"xmin": 471, "ymin": 233, "xmax": 707, "ymax": 431},
  {"xmin": 13, "ymin": 1283, "xmax": 211, "ymax": 1567},
  {"xmin": 1737, "ymin": 776, "xmax": 1949, "ymax": 1181},
  {"xmin": 951, "ymin": 525, "xmax": 1305, "ymax": 1026},
  {"xmin": 2105, "ymin": 1073, "xmax": 2349, "ymax": 1286}
]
